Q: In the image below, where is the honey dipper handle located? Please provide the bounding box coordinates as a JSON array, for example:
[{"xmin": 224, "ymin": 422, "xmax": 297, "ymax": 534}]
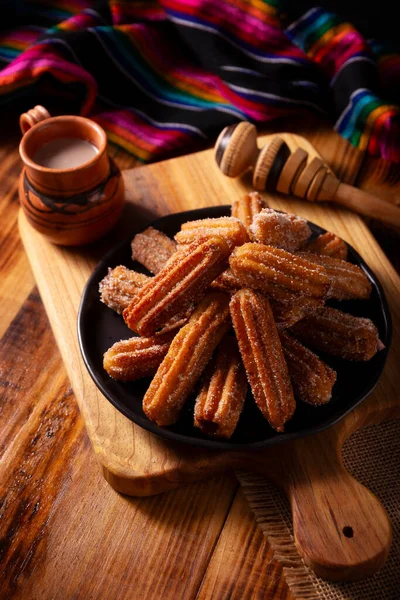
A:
[
  {"xmin": 334, "ymin": 182, "xmax": 400, "ymax": 228},
  {"xmin": 19, "ymin": 105, "xmax": 51, "ymax": 134}
]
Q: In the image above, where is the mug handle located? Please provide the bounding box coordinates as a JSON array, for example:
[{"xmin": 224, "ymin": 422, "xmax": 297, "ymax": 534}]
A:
[{"xmin": 20, "ymin": 105, "xmax": 51, "ymax": 134}]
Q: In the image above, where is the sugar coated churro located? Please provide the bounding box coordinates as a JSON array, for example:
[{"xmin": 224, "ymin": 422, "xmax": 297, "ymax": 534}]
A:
[
  {"xmin": 211, "ymin": 268, "xmax": 242, "ymax": 294},
  {"xmin": 298, "ymin": 252, "xmax": 372, "ymax": 300},
  {"xmin": 290, "ymin": 306, "xmax": 382, "ymax": 361},
  {"xmin": 230, "ymin": 243, "xmax": 330, "ymax": 301},
  {"xmin": 250, "ymin": 208, "xmax": 312, "ymax": 251},
  {"xmin": 131, "ymin": 227, "xmax": 177, "ymax": 274},
  {"xmin": 231, "ymin": 191, "xmax": 265, "ymax": 230},
  {"xmin": 103, "ymin": 333, "xmax": 174, "ymax": 381},
  {"xmin": 303, "ymin": 232, "xmax": 348, "ymax": 260},
  {"xmin": 230, "ymin": 288, "xmax": 295, "ymax": 432},
  {"xmin": 124, "ymin": 237, "xmax": 231, "ymax": 336},
  {"xmin": 99, "ymin": 266, "xmax": 151, "ymax": 314},
  {"xmin": 100, "ymin": 265, "xmax": 192, "ymax": 333},
  {"xmin": 175, "ymin": 216, "xmax": 249, "ymax": 250},
  {"xmin": 194, "ymin": 335, "xmax": 248, "ymax": 439},
  {"xmin": 143, "ymin": 292, "xmax": 231, "ymax": 426},
  {"xmin": 270, "ymin": 296, "xmax": 321, "ymax": 330},
  {"xmin": 279, "ymin": 331, "xmax": 336, "ymax": 405}
]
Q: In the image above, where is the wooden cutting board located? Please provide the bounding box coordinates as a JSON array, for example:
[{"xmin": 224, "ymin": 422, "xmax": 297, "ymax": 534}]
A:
[{"xmin": 19, "ymin": 132, "xmax": 400, "ymax": 583}]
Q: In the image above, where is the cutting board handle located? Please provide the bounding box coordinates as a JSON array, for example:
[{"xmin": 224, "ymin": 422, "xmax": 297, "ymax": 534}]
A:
[{"xmin": 239, "ymin": 428, "xmax": 392, "ymax": 581}]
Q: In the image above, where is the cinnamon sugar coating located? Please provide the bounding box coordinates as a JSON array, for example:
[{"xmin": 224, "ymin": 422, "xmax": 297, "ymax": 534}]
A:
[
  {"xmin": 250, "ymin": 208, "xmax": 312, "ymax": 251},
  {"xmin": 270, "ymin": 296, "xmax": 321, "ymax": 330},
  {"xmin": 298, "ymin": 252, "xmax": 372, "ymax": 300},
  {"xmin": 99, "ymin": 266, "xmax": 150, "ymax": 314},
  {"xmin": 230, "ymin": 243, "xmax": 330, "ymax": 301},
  {"xmin": 131, "ymin": 227, "xmax": 177, "ymax": 274},
  {"xmin": 103, "ymin": 333, "xmax": 174, "ymax": 381},
  {"xmin": 231, "ymin": 192, "xmax": 265, "ymax": 231},
  {"xmin": 194, "ymin": 335, "xmax": 247, "ymax": 439},
  {"xmin": 290, "ymin": 306, "xmax": 381, "ymax": 361},
  {"xmin": 230, "ymin": 289, "xmax": 296, "ymax": 432},
  {"xmin": 303, "ymin": 232, "xmax": 348, "ymax": 260},
  {"xmin": 280, "ymin": 331, "xmax": 336, "ymax": 405},
  {"xmin": 100, "ymin": 265, "xmax": 192, "ymax": 333},
  {"xmin": 175, "ymin": 216, "xmax": 249, "ymax": 250},
  {"xmin": 124, "ymin": 237, "xmax": 231, "ymax": 336},
  {"xmin": 143, "ymin": 293, "xmax": 231, "ymax": 426},
  {"xmin": 211, "ymin": 268, "xmax": 242, "ymax": 294}
]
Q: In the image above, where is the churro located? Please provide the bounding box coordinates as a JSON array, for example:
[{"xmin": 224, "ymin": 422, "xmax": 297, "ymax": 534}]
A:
[
  {"xmin": 250, "ymin": 208, "xmax": 312, "ymax": 251},
  {"xmin": 230, "ymin": 288, "xmax": 295, "ymax": 432},
  {"xmin": 175, "ymin": 216, "xmax": 249, "ymax": 250},
  {"xmin": 290, "ymin": 306, "xmax": 382, "ymax": 361},
  {"xmin": 103, "ymin": 333, "xmax": 174, "ymax": 381},
  {"xmin": 99, "ymin": 266, "xmax": 151, "ymax": 314},
  {"xmin": 299, "ymin": 252, "xmax": 371, "ymax": 300},
  {"xmin": 230, "ymin": 243, "xmax": 330, "ymax": 301},
  {"xmin": 303, "ymin": 232, "xmax": 348, "ymax": 260},
  {"xmin": 131, "ymin": 226, "xmax": 177, "ymax": 274},
  {"xmin": 143, "ymin": 293, "xmax": 231, "ymax": 426},
  {"xmin": 231, "ymin": 191, "xmax": 265, "ymax": 230},
  {"xmin": 270, "ymin": 296, "xmax": 321, "ymax": 330},
  {"xmin": 280, "ymin": 331, "xmax": 336, "ymax": 405},
  {"xmin": 194, "ymin": 335, "xmax": 247, "ymax": 439},
  {"xmin": 211, "ymin": 268, "xmax": 242, "ymax": 294},
  {"xmin": 124, "ymin": 237, "xmax": 231, "ymax": 336}
]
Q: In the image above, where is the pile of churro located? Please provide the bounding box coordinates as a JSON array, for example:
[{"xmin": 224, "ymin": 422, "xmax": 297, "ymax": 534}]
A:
[{"xmin": 99, "ymin": 192, "xmax": 383, "ymax": 438}]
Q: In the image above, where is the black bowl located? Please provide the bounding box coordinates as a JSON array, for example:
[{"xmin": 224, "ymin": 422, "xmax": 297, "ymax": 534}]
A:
[{"xmin": 78, "ymin": 206, "xmax": 392, "ymax": 451}]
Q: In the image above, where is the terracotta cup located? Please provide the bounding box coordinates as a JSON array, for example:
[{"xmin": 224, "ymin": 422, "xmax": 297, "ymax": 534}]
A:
[{"xmin": 19, "ymin": 106, "xmax": 125, "ymax": 246}]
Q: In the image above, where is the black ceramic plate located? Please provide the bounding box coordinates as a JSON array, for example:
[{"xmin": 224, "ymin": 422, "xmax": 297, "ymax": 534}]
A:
[{"xmin": 78, "ymin": 206, "xmax": 392, "ymax": 451}]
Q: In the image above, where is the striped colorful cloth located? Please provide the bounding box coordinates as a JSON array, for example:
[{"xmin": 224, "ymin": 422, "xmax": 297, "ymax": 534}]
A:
[{"xmin": 1, "ymin": 1, "xmax": 399, "ymax": 162}]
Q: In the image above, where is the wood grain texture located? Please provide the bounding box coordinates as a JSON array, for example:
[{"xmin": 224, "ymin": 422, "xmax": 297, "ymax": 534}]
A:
[
  {"xmin": 17, "ymin": 132, "xmax": 400, "ymax": 581},
  {"xmin": 0, "ymin": 136, "xmax": 251, "ymax": 600},
  {"xmin": 216, "ymin": 123, "xmax": 400, "ymax": 226},
  {"xmin": 16, "ymin": 472, "xmax": 238, "ymax": 600},
  {"xmin": 0, "ymin": 289, "xmax": 239, "ymax": 600},
  {"xmin": 232, "ymin": 430, "xmax": 393, "ymax": 581},
  {"xmin": 197, "ymin": 487, "xmax": 293, "ymax": 600},
  {"xmin": 0, "ymin": 290, "xmax": 85, "ymax": 597},
  {"xmin": 332, "ymin": 181, "xmax": 400, "ymax": 228},
  {"xmin": 0, "ymin": 143, "xmax": 35, "ymax": 337},
  {"xmin": 257, "ymin": 116, "xmax": 363, "ymax": 184},
  {"xmin": 1, "ymin": 113, "xmax": 400, "ymax": 598},
  {"xmin": 356, "ymin": 155, "xmax": 400, "ymax": 206}
]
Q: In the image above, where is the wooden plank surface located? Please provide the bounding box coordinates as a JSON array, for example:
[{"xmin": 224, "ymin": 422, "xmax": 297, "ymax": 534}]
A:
[
  {"xmin": 0, "ymin": 113, "xmax": 399, "ymax": 598},
  {"xmin": 1, "ymin": 127, "xmax": 292, "ymax": 600},
  {"xmin": 0, "ymin": 141, "xmax": 35, "ymax": 337}
]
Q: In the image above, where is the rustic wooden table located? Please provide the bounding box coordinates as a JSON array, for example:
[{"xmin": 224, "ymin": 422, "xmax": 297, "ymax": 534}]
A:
[{"xmin": 1, "ymin": 115, "xmax": 399, "ymax": 600}]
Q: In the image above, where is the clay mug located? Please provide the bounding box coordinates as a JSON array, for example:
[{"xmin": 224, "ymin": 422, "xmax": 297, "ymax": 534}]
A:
[{"xmin": 19, "ymin": 105, "xmax": 125, "ymax": 245}]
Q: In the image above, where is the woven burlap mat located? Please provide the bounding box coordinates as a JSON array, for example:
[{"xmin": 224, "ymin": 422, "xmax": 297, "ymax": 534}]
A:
[{"xmin": 237, "ymin": 419, "xmax": 400, "ymax": 600}]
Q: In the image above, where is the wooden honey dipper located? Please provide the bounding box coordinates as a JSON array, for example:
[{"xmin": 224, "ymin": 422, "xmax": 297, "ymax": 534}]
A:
[{"xmin": 215, "ymin": 121, "xmax": 400, "ymax": 228}]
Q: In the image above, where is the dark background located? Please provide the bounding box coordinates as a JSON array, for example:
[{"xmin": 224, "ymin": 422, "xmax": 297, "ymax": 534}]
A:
[
  {"xmin": 1, "ymin": 0, "xmax": 398, "ymax": 48},
  {"xmin": 284, "ymin": 0, "xmax": 399, "ymax": 47}
]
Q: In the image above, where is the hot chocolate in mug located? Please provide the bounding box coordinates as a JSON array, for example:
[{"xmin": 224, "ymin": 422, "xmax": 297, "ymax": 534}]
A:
[{"xmin": 19, "ymin": 106, "xmax": 125, "ymax": 246}]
